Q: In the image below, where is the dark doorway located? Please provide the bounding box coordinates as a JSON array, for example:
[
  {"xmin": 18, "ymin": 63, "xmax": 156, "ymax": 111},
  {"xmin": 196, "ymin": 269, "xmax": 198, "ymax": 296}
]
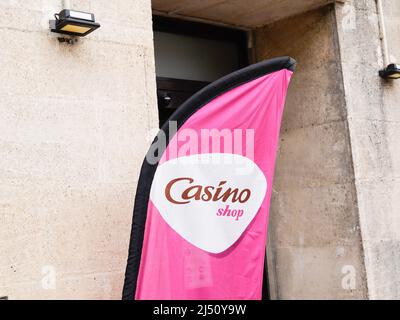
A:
[
  {"xmin": 152, "ymin": 15, "xmax": 270, "ymax": 300},
  {"xmin": 156, "ymin": 77, "xmax": 209, "ymax": 128},
  {"xmin": 153, "ymin": 15, "xmax": 249, "ymax": 127}
]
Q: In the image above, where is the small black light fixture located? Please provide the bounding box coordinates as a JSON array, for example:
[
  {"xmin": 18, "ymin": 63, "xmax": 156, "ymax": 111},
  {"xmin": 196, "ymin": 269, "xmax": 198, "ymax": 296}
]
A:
[
  {"xmin": 50, "ymin": 9, "xmax": 100, "ymax": 37},
  {"xmin": 376, "ymin": 0, "xmax": 399, "ymax": 81},
  {"xmin": 379, "ymin": 64, "xmax": 400, "ymax": 80}
]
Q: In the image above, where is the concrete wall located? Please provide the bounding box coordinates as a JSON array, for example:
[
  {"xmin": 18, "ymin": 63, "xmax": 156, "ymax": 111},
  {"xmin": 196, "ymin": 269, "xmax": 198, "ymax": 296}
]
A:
[
  {"xmin": 0, "ymin": 0, "xmax": 159, "ymax": 299},
  {"xmin": 152, "ymin": 0, "xmax": 334, "ymax": 28},
  {"xmin": 255, "ymin": 6, "xmax": 368, "ymax": 299},
  {"xmin": 335, "ymin": 0, "xmax": 400, "ymax": 299}
]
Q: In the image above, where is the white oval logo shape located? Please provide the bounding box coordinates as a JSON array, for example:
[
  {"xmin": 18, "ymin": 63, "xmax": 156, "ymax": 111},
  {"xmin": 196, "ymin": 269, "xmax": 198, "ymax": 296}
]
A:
[{"xmin": 150, "ymin": 153, "xmax": 267, "ymax": 254}]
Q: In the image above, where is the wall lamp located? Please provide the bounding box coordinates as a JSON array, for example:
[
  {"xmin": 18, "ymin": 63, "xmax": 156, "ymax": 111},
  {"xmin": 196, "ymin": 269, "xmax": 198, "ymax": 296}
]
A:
[
  {"xmin": 50, "ymin": 9, "xmax": 100, "ymax": 37},
  {"xmin": 377, "ymin": 0, "xmax": 399, "ymax": 80},
  {"xmin": 379, "ymin": 64, "xmax": 400, "ymax": 80}
]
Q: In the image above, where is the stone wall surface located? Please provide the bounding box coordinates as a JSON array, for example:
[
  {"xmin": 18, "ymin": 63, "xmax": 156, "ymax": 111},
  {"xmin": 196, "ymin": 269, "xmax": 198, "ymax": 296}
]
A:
[
  {"xmin": 335, "ymin": 0, "xmax": 400, "ymax": 299},
  {"xmin": 0, "ymin": 0, "xmax": 159, "ymax": 299},
  {"xmin": 255, "ymin": 5, "xmax": 368, "ymax": 299}
]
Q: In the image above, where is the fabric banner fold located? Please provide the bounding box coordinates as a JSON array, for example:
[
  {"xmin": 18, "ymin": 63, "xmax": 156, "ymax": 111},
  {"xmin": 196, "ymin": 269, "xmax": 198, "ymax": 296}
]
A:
[{"xmin": 122, "ymin": 56, "xmax": 296, "ymax": 300}]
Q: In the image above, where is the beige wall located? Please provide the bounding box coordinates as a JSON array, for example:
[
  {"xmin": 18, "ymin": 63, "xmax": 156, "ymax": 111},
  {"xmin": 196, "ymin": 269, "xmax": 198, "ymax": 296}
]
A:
[
  {"xmin": 335, "ymin": 0, "xmax": 400, "ymax": 299},
  {"xmin": 255, "ymin": 6, "xmax": 368, "ymax": 299},
  {"xmin": 0, "ymin": 0, "xmax": 159, "ymax": 299},
  {"xmin": 257, "ymin": 0, "xmax": 400, "ymax": 300}
]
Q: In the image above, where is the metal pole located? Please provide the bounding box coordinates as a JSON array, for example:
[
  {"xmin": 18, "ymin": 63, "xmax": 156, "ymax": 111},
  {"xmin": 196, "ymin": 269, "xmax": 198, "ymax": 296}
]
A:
[{"xmin": 376, "ymin": 0, "xmax": 390, "ymax": 66}]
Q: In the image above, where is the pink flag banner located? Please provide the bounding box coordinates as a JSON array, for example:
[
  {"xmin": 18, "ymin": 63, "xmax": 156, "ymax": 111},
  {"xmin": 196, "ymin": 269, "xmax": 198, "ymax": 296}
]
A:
[{"xmin": 123, "ymin": 57, "xmax": 296, "ymax": 300}]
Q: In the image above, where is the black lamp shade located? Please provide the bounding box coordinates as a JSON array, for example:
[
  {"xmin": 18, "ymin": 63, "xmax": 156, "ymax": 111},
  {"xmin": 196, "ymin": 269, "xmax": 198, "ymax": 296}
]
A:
[
  {"xmin": 50, "ymin": 9, "xmax": 100, "ymax": 37},
  {"xmin": 379, "ymin": 64, "xmax": 400, "ymax": 80}
]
